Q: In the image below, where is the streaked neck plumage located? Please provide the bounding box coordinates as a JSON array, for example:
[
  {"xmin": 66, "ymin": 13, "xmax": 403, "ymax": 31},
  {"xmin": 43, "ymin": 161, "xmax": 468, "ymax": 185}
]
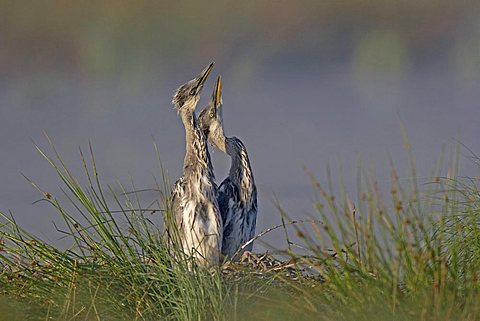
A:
[
  {"xmin": 225, "ymin": 137, "xmax": 253, "ymax": 185},
  {"xmin": 214, "ymin": 131, "xmax": 255, "ymax": 204},
  {"xmin": 180, "ymin": 110, "xmax": 214, "ymax": 179}
]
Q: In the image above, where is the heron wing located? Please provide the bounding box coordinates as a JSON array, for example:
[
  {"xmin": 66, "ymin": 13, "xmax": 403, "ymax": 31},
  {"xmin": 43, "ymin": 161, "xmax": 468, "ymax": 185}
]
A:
[
  {"xmin": 247, "ymin": 185, "xmax": 258, "ymax": 237},
  {"xmin": 218, "ymin": 178, "xmax": 238, "ymax": 227},
  {"xmin": 170, "ymin": 177, "xmax": 186, "ymax": 233}
]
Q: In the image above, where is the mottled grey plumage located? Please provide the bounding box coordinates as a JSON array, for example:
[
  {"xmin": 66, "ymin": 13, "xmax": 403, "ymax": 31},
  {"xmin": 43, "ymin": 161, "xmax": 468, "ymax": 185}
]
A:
[
  {"xmin": 170, "ymin": 62, "xmax": 222, "ymax": 266},
  {"xmin": 198, "ymin": 76, "xmax": 257, "ymax": 258}
]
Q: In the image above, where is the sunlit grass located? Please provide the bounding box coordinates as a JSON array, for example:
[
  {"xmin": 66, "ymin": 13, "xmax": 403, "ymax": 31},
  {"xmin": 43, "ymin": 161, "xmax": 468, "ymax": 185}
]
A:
[
  {"xmin": 0, "ymin": 138, "xmax": 235, "ymax": 320},
  {"xmin": 239, "ymin": 144, "xmax": 480, "ymax": 321},
  {"xmin": 0, "ymin": 137, "xmax": 479, "ymax": 320}
]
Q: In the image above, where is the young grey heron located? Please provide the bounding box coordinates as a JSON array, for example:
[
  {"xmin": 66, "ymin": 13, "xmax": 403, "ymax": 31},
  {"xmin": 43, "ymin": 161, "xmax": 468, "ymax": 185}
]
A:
[
  {"xmin": 170, "ymin": 62, "xmax": 223, "ymax": 266},
  {"xmin": 198, "ymin": 76, "xmax": 257, "ymax": 259}
]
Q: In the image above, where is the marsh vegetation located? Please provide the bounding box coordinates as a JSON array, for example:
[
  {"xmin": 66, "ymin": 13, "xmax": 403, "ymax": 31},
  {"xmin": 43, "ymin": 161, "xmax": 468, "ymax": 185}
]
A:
[{"xmin": 1, "ymin": 138, "xmax": 479, "ymax": 321}]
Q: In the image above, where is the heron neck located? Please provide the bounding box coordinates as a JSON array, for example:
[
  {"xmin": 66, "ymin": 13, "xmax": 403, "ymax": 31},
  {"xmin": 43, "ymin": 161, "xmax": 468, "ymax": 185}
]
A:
[
  {"xmin": 180, "ymin": 111, "xmax": 214, "ymax": 177},
  {"xmin": 225, "ymin": 136, "xmax": 254, "ymax": 187}
]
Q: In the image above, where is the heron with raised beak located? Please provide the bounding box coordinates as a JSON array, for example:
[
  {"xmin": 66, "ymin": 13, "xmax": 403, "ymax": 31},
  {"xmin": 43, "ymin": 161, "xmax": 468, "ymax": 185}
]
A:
[
  {"xmin": 170, "ymin": 62, "xmax": 223, "ymax": 266},
  {"xmin": 198, "ymin": 76, "xmax": 257, "ymax": 259}
]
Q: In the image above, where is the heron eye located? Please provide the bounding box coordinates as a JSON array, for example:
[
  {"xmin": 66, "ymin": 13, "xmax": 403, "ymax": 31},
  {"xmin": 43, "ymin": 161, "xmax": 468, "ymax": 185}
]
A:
[
  {"xmin": 189, "ymin": 88, "xmax": 196, "ymax": 95},
  {"xmin": 209, "ymin": 112, "xmax": 214, "ymax": 118}
]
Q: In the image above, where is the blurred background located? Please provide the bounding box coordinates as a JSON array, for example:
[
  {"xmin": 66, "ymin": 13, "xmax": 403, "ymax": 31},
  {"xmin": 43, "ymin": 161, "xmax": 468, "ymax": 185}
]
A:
[{"xmin": 1, "ymin": 1, "xmax": 479, "ymax": 249}]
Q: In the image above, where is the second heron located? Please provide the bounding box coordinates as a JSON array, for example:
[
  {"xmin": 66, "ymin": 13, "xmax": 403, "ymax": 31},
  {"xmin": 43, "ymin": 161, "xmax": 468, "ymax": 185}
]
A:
[{"xmin": 199, "ymin": 76, "xmax": 258, "ymax": 259}]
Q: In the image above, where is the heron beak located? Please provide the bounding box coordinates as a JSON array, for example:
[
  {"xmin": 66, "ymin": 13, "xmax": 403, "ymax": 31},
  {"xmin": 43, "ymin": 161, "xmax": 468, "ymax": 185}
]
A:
[
  {"xmin": 195, "ymin": 62, "xmax": 214, "ymax": 92},
  {"xmin": 213, "ymin": 75, "xmax": 222, "ymax": 114}
]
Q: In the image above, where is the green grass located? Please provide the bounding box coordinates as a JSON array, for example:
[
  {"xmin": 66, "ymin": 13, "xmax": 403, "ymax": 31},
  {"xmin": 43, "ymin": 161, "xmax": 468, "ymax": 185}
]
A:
[{"xmin": 0, "ymin": 137, "xmax": 479, "ymax": 320}]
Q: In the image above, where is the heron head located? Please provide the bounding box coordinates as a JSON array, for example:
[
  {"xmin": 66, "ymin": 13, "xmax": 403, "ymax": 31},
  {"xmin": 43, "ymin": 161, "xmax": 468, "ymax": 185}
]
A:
[
  {"xmin": 172, "ymin": 62, "xmax": 214, "ymax": 112},
  {"xmin": 199, "ymin": 75, "xmax": 226, "ymax": 151}
]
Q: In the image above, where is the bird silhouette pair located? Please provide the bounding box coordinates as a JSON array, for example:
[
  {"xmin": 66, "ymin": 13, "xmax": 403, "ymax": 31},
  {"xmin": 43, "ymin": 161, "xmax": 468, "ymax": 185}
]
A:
[{"xmin": 168, "ymin": 62, "xmax": 257, "ymax": 267}]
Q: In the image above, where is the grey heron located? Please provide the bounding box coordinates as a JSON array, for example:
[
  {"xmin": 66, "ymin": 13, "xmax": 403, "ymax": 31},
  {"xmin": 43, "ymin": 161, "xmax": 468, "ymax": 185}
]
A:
[
  {"xmin": 169, "ymin": 62, "xmax": 223, "ymax": 267},
  {"xmin": 198, "ymin": 76, "xmax": 257, "ymax": 259}
]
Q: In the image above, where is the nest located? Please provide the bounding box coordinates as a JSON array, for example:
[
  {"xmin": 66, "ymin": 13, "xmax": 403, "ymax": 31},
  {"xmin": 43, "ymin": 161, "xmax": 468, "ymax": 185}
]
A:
[{"xmin": 221, "ymin": 251, "xmax": 312, "ymax": 281}]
